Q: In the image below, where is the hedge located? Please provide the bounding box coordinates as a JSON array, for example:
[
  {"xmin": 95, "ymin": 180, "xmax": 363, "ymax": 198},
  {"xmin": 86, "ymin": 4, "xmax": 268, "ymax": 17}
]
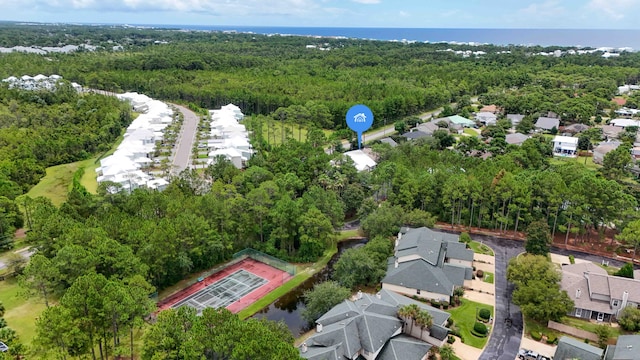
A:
[
  {"xmin": 478, "ymin": 308, "xmax": 491, "ymax": 321},
  {"xmin": 531, "ymin": 331, "xmax": 542, "ymax": 341}
]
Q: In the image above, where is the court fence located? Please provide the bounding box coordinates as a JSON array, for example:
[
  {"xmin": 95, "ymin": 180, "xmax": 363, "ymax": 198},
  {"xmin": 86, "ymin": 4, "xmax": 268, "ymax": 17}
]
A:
[
  {"xmin": 158, "ymin": 248, "xmax": 294, "ymax": 307},
  {"xmin": 232, "ymin": 248, "xmax": 296, "ymax": 276}
]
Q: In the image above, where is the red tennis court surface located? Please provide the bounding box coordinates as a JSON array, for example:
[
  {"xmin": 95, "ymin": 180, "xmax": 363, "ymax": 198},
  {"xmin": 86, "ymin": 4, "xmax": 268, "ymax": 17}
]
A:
[{"xmin": 157, "ymin": 258, "xmax": 293, "ymax": 314}]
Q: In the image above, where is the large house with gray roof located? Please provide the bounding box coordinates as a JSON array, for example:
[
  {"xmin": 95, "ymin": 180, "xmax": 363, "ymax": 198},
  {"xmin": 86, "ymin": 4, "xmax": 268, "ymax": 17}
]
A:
[
  {"xmin": 300, "ymin": 289, "xmax": 450, "ymax": 360},
  {"xmin": 381, "ymin": 228, "xmax": 474, "ymax": 302},
  {"xmin": 561, "ymin": 263, "xmax": 640, "ymax": 323}
]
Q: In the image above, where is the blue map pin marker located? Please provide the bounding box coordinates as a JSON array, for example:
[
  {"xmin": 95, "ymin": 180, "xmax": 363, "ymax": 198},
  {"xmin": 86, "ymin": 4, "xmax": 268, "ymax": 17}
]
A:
[{"xmin": 346, "ymin": 104, "xmax": 374, "ymax": 149}]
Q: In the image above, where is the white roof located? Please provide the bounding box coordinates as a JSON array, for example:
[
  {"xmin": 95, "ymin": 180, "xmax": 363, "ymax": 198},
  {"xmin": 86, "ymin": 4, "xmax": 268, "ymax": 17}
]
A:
[
  {"xmin": 553, "ymin": 136, "xmax": 579, "ymax": 145},
  {"xmin": 344, "ymin": 150, "xmax": 377, "ymax": 171},
  {"xmin": 610, "ymin": 118, "xmax": 640, "ymax": 127}
]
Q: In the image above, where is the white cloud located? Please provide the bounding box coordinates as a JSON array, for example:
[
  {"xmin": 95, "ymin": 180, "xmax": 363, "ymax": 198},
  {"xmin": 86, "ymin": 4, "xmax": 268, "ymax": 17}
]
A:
[
  {"xmin": 519, "ymin": 0, "xmax": 564, "ymax": 17},
  {"xmin": 587, "ymin": 0, "xmax": 637, "ymax": 20},
  {"xmin": 2, "ymin": 0, "xmax": 321, "ymax": 16},
  {"xmin": 399, "ymin": 10, "xmax": 409, "ymax": 17},
  {"xmin": 351, "ymin": 0, "xmax": 380, "ymax": 4}
]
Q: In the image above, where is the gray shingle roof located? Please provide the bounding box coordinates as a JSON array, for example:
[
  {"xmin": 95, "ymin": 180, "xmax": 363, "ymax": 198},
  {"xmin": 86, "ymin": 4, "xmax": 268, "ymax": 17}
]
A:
[
  {"xmin": 403, "ymin": 130, "xmax": 429, "ymax": 139},
  {"xmin": 606, "ymin": 335, "xmax": 640, "ymax": 360},
  {"xmin": 505, "ymin": 133, "xmax": 529, "ymax": 145},
  {"xmin": 555, "ymin": 336, "xmax": 603, "ymax": 360},
  {"xmin": 301, "ymin": 289, "xmax": 450, "ymax": 360},
  {"xmin": 378, "ymin": 335, "xmax": 432, "ymax": 360},
  {"xmin": 384, "ymin": 228, "xmax": 473, "ymax": 296},
  {"xmin": 536, "ymin": 117, "xmax": 560, "ymax": 130},
  {"xmin": 383, "ymin": 259, "xmax": 454, "ymax": 297},
  {"xmin": 380, "ymin": 138, "xmax": 398, "ymax": 147}
]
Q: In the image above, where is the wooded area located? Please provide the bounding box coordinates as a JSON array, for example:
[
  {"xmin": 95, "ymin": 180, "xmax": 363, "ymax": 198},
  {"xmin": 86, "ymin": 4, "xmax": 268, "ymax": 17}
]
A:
[{"xmin": 3, "ymin": 24, "xmax": 640, "ymax": 359}]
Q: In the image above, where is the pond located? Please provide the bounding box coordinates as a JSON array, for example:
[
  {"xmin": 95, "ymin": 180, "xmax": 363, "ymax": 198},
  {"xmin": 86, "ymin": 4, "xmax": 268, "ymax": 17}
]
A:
[{"xmin": 251, "ymin": 238, "xmax": 367, "ymax": 336}]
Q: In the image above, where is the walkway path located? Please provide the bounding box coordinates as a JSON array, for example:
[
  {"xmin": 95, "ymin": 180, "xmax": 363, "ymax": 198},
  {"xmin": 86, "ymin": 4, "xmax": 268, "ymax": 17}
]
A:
[{"xmin": 170, "ymin": 104, "xmax": 199, "ymax": 175}]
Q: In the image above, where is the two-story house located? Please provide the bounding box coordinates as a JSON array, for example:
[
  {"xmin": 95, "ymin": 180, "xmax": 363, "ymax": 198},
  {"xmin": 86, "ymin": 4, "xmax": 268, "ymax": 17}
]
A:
[
  {"xmin": 561, "ymin": 263, "xmax": 640, "ymax": 323},
  {"xmin": 381, "ymin": 228, "xmax": 474, "ymax": 302},
  {"xmin": 299, "ymin": 289, "xmax": 450, "ymax": 360},
  {"xmin": 552, "ymin": 135, "xmax": 579, "ymax": 157}
]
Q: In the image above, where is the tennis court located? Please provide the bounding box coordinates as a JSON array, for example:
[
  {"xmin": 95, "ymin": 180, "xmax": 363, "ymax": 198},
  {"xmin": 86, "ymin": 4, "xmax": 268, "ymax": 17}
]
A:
[
  {"xmin": 172, "ymin": 269, "xmax": 267, "ymax": 314},
  {"xmin": 157, "ymin": 256, "xmax": 293, "ymax": 314}
]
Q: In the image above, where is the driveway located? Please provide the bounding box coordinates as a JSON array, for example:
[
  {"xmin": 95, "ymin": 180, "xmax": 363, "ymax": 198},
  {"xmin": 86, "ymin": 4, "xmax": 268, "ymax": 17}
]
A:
[
  {"xmin": 170, "ymin": 104, "xmax": 199, "ymax": 174},
  {"xmin": 472, "ymin": 235, "xmax": 525, "ymax": 360}
]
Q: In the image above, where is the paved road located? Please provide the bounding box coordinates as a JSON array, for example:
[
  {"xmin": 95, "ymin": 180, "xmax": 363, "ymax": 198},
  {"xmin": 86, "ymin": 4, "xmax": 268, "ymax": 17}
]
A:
[
  {"xmin": 170, "ymin": 104, "xmax": 200, "ymax": 175},
  {"xmin": 436, "ymin": 231, "xmax": 623, "ymax": 360}
]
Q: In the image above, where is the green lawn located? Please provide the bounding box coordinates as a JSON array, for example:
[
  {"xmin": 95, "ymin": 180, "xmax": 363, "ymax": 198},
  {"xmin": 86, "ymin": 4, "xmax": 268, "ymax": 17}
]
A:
[
  {"xmin": 561, "ymin": 317, "xmax": 624, "ymax": 338},
  {"xmin": 0, "ymin": 278, "xmax": 47, "ymax": 346},
  {"xmin": 463, "ymin": 128, "xmax": 479, "ymax": 137},
  {"xmin": 25, "ymin": 160, "xmax": 93, "ymax": 206},
  {"xmin": 524, "ymin": 318, "xmax": 561, "ymax": 340},
  {"xmin": 483, "ymin": 272, "xmax": 494, "ymax": 284},
  {"xmin": 446, "ymin": 299, "xmax": 493, "ymax": 348},
  {"xmin": 26, "ymin": 136, "xmax": 123, "ymax": 204},
  {"xmin": 469, "ymin": 241, "xmax": 494, "ymax": 256}
]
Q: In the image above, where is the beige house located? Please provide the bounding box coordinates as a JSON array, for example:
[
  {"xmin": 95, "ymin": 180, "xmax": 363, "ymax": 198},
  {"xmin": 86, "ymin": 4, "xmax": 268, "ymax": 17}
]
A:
[
  {"xmin": 382, "ymin": 228, "xmax": 473, "ymax": 302},
  {"xmin": 561, "ymin": 263, "xmax": 640, "ymax": 323}
]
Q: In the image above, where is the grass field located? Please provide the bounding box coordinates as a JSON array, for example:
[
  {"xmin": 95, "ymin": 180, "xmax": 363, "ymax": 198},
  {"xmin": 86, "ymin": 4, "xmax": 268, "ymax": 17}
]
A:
[
  {"xmin": 469, "ymin": 241, "xmax": 495, "ymax": 256},
  {"xmin": 561, "ymin": 316, "xmax": 623, "ymax": 338},
  {"xmin": 0, "ymin": 278, "xmax": 46, "ymax": 346},
  {"xmin": 483, "ymin": 272, "xmax": 494, "ymax": 284},
  {"xmin": 25, "ymin": 137, "xmax": 123, "ymax": 204},
  {"xmin": 256, "ymin": 119, "xmax": 334, "ymax": 146},
  {"xmin": 446, "ymin": 299, "xmax": 493, "ymax": 349}
]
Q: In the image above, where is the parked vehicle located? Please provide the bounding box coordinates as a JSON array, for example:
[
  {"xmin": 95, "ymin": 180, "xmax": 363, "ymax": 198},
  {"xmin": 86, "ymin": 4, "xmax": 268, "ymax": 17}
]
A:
[
  {"xmin": 518, "ymin": 349, "xmax": 539, "ymax": 360},
  {"xmin": 0, "ymin": 341, "xmax": 9, "ymax": 352}
]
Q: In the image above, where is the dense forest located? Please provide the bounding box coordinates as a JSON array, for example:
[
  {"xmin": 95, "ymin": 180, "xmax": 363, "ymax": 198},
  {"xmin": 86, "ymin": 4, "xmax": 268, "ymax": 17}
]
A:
[{"xmin": 3, "ymin": 24, "xmax": 640, "ymax": 359}]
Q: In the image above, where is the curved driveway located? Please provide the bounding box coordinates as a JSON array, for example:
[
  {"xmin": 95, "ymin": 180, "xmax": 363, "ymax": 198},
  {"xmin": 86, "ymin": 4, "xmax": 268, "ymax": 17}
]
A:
[{"xmin": 439, "ymin": 232, "xmax": 627, "ymax": 360}]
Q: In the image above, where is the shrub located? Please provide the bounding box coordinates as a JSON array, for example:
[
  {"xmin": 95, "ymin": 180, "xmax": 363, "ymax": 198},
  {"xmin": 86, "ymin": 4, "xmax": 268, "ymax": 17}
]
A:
[
  {"xmin": 447, "ymin": 318, "xmax": 454, "ymax": 327},
  {"xmin": 473, "ymin": 322, "xmax": 488, "ymax": 335},
  {"xmin": 430, "ymin": 300, "xmax": 440, "ymax": 308},
  {"xmin": 568, "ymin": 255, "xmax": 575, "ymax": 264},
  {"xmin": 447, "ymin": 335, "xmax": 456, "ymax": 344},
  {"xmin": 441, "ymin": 301, "xmax": 449, "ymax": 309},
  {"xmin": 478, "ymin": 308, "xmax": 491, "ymax": 321},
  {"xmin": 531, "ymin": 331, "xmax": 542, "ymax": 341},
  {"xmin": 476, "ymin": 270, "xmax": 484, "ymax": 278},
  {"xmin": 546, "ymin": 334, "xmax": 557, "ymax": 344},
  {"xmin": 460, "ymin": 232, "xmax": 472, "ymax": 243}
]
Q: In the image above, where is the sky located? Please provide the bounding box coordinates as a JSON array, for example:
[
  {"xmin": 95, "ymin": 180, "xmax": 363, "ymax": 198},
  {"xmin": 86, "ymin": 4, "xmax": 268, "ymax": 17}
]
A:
[{"xmin": 2, "ymin": 0, "xmax": 640, "ymax": 29}]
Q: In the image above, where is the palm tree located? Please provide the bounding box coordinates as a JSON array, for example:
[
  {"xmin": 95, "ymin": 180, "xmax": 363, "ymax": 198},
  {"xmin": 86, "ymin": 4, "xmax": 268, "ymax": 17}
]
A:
[
  {"xmin": 397, "ymin": 305, "xmax": 411, "ymax": 332},
  {"xmin": 439, "ymin": 344, "xmax": 456, "ymax": 360},
  {"xmin": 416, "ymin": 310, "xmax": 433, "ymax": 339},
  {"xmin": 397, "ymin": 304, "xmax": 421, "ymax": 335}
]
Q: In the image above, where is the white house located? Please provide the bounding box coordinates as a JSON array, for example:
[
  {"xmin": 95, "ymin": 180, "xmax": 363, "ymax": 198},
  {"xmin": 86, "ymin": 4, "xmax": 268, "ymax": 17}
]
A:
[
  {"xmin": 343, "ymin": 150, "xmax": 377, "ymax": 172},
  {"xmin": 475, "ymin": 112, "xmax": 497, "ymax": 126},
  {"xmin": 97, "ymin": 92, "xmax": 175, "ymax": 192},
  {"xmin": 552, "ymin": 136, "xmax": 579, "ymax": 157},
  {"xmin": 204, "ymin": 104, "xmax": 253, "ymax": 169}
]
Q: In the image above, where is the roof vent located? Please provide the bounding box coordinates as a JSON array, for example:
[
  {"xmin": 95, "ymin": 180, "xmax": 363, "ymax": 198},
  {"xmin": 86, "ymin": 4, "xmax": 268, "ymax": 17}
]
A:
[
  {"xmin": 376, "ymin": 293, "xmax": 382, "ymax": 299},
  {"xmin": 395, "ymin": 259, "xmax": 399, "ymax": 268},
  {"xmin": 576, "ymin": 289, "xmax": 581, "ymax": 299},
  {"xmin": 301, "ymin": 343, "xmax": 308, "ymax": 353},
  {"xmin": 316, "ymin": 323, "xmax": 323, "ymax": 333},
  {"xmin": 627, "ymin": 345, "xmax": 633, "ymax": 350},
  {"xmin": 357, "ymin": 290, "xmax": 363, "ymax": 300}
]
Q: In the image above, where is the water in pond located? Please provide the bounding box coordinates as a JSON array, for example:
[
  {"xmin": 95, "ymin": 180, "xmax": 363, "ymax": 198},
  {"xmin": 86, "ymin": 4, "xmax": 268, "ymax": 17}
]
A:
[{"xmin": 252, "ymin": 238, "xmax": 367, "ymax": 336}]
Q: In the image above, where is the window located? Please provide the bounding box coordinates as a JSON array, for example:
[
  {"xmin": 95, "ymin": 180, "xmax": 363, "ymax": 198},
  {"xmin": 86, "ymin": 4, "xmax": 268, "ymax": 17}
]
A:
[
  {"xmin": 597, "ymin": 312, "xmax": 604, "ymax": 322},
  {"xmin": 612, "ymin": 300, "xmax": 619, "ymax": 307},
  {"xmin": 575, "ymin": 308, "xmax": 582, "ymax": 317},
  {"xmin": 416, "ymin": 289, "xmax": 421, "ymax": 295}
]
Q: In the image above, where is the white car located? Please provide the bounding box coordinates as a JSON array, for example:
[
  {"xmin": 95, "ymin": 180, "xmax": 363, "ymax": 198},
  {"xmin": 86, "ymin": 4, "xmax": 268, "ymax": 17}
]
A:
[
  {"xmin": 0, "ymin": 341, "xmax": 9, "ymax": 352},
  {"xmin": 518, "ymin": 349, "xmax": 539, "ymax": 360}
]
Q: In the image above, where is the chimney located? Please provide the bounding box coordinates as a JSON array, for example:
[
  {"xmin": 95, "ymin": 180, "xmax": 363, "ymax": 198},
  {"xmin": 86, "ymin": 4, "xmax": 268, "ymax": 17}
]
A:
[
  {"xmin": 316, "ymin": 323, "xmax": 323, "ymax": 333},
  {"xmin": 376, "ymin": 293, "xmax": 382, "ymax": 299},
  {"xmin": 357, "ymin": 290, "xmax": 363, "ymax": 300},
  {"xmin": 301, "ymin": 343, "xmax": 308, "ymax": 353},
  {"xmin": 622, "ymin": 290, "xmax": 630, "ymax": 309},
  {"xmin": 394, "ymin": 259, "xmax": 399, "ymax": 268},
  {"xmin": 576, "ymin": 289, "xmax": 581, "ymax": 299}
]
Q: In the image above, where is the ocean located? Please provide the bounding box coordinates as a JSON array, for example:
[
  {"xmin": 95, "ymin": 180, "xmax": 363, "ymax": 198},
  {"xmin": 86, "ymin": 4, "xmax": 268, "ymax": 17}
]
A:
[{"xmin": 149, "ymin": 25, "xmax": 640, "ymax": 50}]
